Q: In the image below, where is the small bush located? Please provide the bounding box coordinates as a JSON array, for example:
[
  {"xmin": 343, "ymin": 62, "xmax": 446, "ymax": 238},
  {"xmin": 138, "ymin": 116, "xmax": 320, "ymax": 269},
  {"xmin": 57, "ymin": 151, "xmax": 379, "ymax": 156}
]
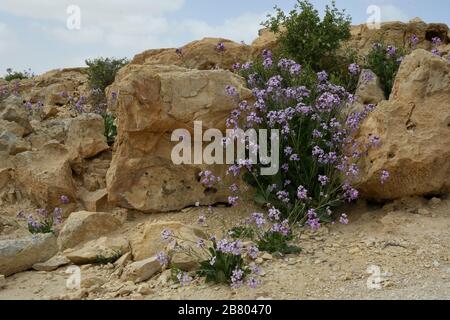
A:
[
  {"xmin": 263, "ymin": 0, "xmax": 351, "ymax": 74},
  {"xmin": 85, "ymin": 57, "xmax": 127, "ymax": 142},
  {"xmin": 365, "ymin": 42, "xmax": 404, "ymax": 97},
  {"xmin": 4, "ymin": 68, "xmax": 34, "ymax": 82},
  {"xmin": 103, "ymin": 112, "xmax": 117, "ymax": 145},
  {"xmin": 85, "ymin": 57, "xmax": 128, "ymax": 94}
]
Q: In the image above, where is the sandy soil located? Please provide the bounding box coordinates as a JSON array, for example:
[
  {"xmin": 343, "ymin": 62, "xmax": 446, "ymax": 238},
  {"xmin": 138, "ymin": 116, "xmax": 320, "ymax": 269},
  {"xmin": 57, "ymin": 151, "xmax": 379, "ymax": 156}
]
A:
[{"xmin": 1, "ymin": 195, "xmax": 450, "ymax": 300}]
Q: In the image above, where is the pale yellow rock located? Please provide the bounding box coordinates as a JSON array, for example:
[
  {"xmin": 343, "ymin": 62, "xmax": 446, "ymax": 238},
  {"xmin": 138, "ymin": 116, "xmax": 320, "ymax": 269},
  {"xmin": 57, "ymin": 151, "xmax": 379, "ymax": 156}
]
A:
[
  {"xmin": 79, "ymin": 188, "xmax": 109, "ymax": 212},
  {"xmin": 58, "ymin": 211, "xmax": 122, "ymax": 250},
  {"xmin": 131, "ymin": 38, "xmax": 252, "ymax": 71},
  {"xmin": 0, "ymin": 234, "xmax": 58, "ymax": 276},
  {"xmin": 32, "ymin": 255, "xmax": 71, "ymax": 271},
  {"xmin": 122, "ymin": 257, "xmax": 161, "ymax": 283},
  {"xmin": 106, "ymin": 64, "xmax": 252, "ymax": 212},
  {"xmin": 66, "ymin": 113, "xmax": 109, "ymax": 160},
  {"xmin": 130, "ymin": 221, "xmax": 207, "ymax": 261},
  {"xmin": 14, "ymin": 142, "xmax": 76, "ymax": 208},
  {"xmin": 356, "ymin": 49, "xmax": 450, "ymax": 200},
  {"xmin": 64, "ymin": 236, "xmax": 129, "ymax": 265}
]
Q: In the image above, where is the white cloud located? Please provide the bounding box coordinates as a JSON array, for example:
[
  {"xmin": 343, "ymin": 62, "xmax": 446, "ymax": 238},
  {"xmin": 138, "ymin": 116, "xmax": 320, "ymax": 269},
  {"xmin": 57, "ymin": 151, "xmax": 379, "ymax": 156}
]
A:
[
  {"xmin": 182, "ymin": 13, "xmax": 267, "ymax": 44},
  {"xmin": 379, "ymin": 5, "xmax": 409, "ymax": 22},
  {"xmin": 0, "ymin": 0, "xmax": 185, "ymax": 22},
  {"xmin": 0, "ymin": 1, "xmax": 266, "ymax": 75},
  {"xmin": 0, "ymin": 23, "xmax": 18, "ymax": 54}
]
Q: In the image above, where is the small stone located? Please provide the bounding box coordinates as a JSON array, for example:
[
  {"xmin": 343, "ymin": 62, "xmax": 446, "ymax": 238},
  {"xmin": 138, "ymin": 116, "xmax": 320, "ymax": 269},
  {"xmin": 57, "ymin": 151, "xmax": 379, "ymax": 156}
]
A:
[
  {"xmin": 81, "ymin": 276, "xmax": 105, "ymax": 289},
  {"xmin": 137, "ymin": 284, "xmax": 153, "ymax": 295},
  {"xmin": 255, "ymin": 258, "xmax": 264, "ymax": 264},
  {"xmin": 32, "ymin": 255, "xmax": 71, "ymax": 271},
  {"xmin": 114, "ymin": 252, "xmax": 132, "ymax": 268},
  {"xmin": 261, "ymin": 253, "xmax": 273, "ymax": 260},
  {"xmin": 433, "ymin": 260, "xmax": 440, "ymax": 268},
  {"xmin": 418, "ymin": 208, "xmax": 431, "ymax": 216},
  {"xmin": 429, "ymin": 197, "xmax": 441, "ymax": 208}
]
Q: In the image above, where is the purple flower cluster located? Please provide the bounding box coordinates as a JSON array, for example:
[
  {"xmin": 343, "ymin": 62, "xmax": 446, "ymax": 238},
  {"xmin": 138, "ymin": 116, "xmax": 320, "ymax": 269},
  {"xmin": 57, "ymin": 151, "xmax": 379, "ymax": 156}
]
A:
[
  {"xmin": 348, "ymin": 63, "xmax": 361, "ymax": 76},
  {"xmin": 199, "ymin": 170, "xmax": 221, "ymax": 188},
  {"xmin": 17, "ymin": 195, "xmax": 68, "ymax": 234}
]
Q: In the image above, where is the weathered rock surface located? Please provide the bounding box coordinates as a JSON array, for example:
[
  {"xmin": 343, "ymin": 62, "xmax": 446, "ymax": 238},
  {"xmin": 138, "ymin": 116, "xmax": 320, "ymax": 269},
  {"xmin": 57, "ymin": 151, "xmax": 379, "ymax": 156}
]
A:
[
  {"xmin": 0, "ymin": 96, "xmax": 32, "ymax": 135},
  {"xmin": 130, "ymin": 221, "xmax": 207, "ymax": 261},
  {"xmin": 356, "ymin": 49, "xmax": 450, "ymax": 200},
  {"xmin": 355, "ymin": 69, "xmax": 386, "ymax": 105},
  {"xmin": 66, "ymin": 113, "xmax": 109, "ymax": 160},
  {"xmin": 14, "ymin": 143, "xmax": 76, "ymax": 208},
  {"xmin": 0, "ymin": 233, "xmax": 58, "ymax": 276},
  {"xmin": 58, "ymin": 211, "xmax": 122, "ymax": 250},
  {"xmin": 122, "ymin": 257, "xmax": 161, "ymax": 283},
  {"xmin": 24, "ymin": 68, "xmax": 89, "ymax": 106},
  {"xmin": 347, "ymin": 20, "xmax": 449, "ymax": 56},
  {"xmin": 0, "ymin": 131, "xmax": 31, "ymax": 155},
  {"xmin": 32, "ymin": 255, "xmax": 71, "ymax": 271},
  {"xmin": 79, "ymin": 188, "xmax": 109, "ymax": 212},
  {"xmin": 64, "ymin": 236, "xmax": 129, "ymax": 265},
  {"xmin": 131, "ymin": 38, "xmax": 252, "ymax": 71},
  {"xmin": 106, "ymin": 64, "xmax": 252, "ymax": 212}
]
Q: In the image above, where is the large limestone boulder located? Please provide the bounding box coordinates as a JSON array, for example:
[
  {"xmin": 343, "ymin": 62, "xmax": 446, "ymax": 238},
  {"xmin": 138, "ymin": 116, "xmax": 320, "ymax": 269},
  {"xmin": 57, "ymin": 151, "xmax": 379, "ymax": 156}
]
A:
[
  {"xmin": 58, "ymin": 211, "xmax": 122, "ymax": 250},
  {"xmin": 65, "ymin": 113, "xmax": 109, "ymax": 159},
  {"xmin": 0, "ymin": 234, "xmax": 58, "ymax": 276},
  {"xmin": 14, "ymin": 143, "xmax": 76, "ymax": 208},
  {"xmin": 131, "ymin": 38, "xmax": 252, "ymax": 71},
  {"xmin": 106, "ymin": 64, "xmax": 252, "ymax": 212},
  {"xmin": 130, "ymin": 221, "xmax": 207, "ymax": 261},
  {"xmin": 356, "ymin": 49, "xmax": 450, "ymax": 200}
]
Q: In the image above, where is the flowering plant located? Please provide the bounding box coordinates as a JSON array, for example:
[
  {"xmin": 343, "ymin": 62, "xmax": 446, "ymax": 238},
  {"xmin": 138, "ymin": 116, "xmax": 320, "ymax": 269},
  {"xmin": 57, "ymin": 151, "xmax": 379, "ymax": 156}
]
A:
[
  {"xmin": 365, "ymin": 42, "xmax": 405, "ymax": 97},
  {"xmin": 16, "ymin": 195, "xmax": 69, "ymax": 234},
  {"xmin": 227, "ymin": 52, "xmax": 377, "ymax": 227},
  {"xmin": 157, "ymin": 213, "xmax": 262, "ymax": 289}
]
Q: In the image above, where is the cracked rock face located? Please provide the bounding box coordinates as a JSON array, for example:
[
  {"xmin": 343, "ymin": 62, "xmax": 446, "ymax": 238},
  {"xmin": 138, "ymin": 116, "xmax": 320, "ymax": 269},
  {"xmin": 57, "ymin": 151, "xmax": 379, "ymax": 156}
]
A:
[
  {"xmin": 356, "ymin": 49, "xmax": 450, "ymax": 200},
  {"xmin": 106, "ymin": 64, "xmax": 252, "ymax": 212}
]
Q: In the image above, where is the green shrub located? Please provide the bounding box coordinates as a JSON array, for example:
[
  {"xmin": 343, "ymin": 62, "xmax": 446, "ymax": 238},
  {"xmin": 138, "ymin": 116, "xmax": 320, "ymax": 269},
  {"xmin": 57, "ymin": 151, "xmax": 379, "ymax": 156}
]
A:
[
  {"xmin": 4, "ymin": 68, "xmax": 34, "ymax": 82},
  {"xmin": 263, "ymin": 0, "xmax": 351, "ymax": 74},
  {"xmin": 103, "ymin": 112, "xmax": 117, "ymax": 145},
  {"xmin": 85, "ymin": 57, "xmax": 128, "ymax": 93},
  {"xmin": 365, "ymin": 42, "xmax": 405, "ymax": 97},
  {"xmin": 85, "ymin": 57, "xmax": 127, "ymax": 143}
]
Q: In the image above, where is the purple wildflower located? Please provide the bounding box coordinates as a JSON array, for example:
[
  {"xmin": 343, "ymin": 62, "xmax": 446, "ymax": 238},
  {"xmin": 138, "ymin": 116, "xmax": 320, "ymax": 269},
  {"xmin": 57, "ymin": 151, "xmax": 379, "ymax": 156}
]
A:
[
  {"xmin": 177, "ymin": 272, "xmax": 192, "ymax": 286},
  {"xmin": 380, "ymin": 170, "xmax": 390, "ymax": 184},
  {"xmin": 60, "ymin": 195, "xmax": 70, "ymax": 204},
  {"xmin": 247, "ymin": 278, "xmax": 261, "ymax": 289},
  {"xmin": 348, "ymin": 63, "xmax": 360, "ymax": 76},
  {"xmin": 156, "ymin": 251, "xmax": 170, "ymax": 266},
  {"xmin": 297, "ymin": 185, "xmax": 308, "ymax": 200},
  {"xmin": 247, "ymin": 246, "xmax": 259, "ymax": 259},
  {"xmin": 161, "ymin": 228, "xmax": 173, "ymax": 241},
  {"xmin": 339, "ymin": 213, "xmax": 349, "ymax": 225}
]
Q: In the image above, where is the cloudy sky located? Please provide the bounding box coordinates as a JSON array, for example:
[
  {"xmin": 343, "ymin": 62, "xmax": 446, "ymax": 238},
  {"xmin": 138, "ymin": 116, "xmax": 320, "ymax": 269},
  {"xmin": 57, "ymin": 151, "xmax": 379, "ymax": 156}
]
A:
[{"xmin": 0, "ymin": 0, "xmax": 449, "ymax": 76}]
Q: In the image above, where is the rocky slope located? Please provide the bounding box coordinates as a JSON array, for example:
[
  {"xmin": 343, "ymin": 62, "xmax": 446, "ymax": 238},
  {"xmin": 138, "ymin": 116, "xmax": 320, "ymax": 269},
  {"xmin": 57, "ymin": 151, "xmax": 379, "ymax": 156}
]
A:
[{"xmin": 0, "ymin": 18, "xmax": 450, "ymax": 299}]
